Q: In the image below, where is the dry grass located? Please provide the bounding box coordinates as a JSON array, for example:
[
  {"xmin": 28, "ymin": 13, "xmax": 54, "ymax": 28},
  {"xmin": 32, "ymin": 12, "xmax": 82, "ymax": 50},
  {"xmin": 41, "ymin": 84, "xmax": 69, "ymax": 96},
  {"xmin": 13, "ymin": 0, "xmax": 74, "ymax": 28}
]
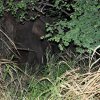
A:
[
  {"xmin": 58, "ymin": 46, "xmax": 100, "ymax": 100},
  {"xmin": 0, "ymin": 29, "xmax": 19, "ymax": 59},
  {"xmin": 0, "ymin": 88, "xmax": 11, "ymax": 100},
  {"xmin": 0, "ymin": 67, "xmax": 99, "ymax": 100},
  {"xmin": 39, "ymin": 46, "xmax": 100, "ymax": 100},
  {"xmin": 0, "ymin": 77, "xmax": 12, "ymax": 100},
  {"xmin": 0, "ymin": 29, "xmax": 17, "ymax": 51},
  {"xmin": 58, "ymin": 68, "xmax": 100, "ymax": 100}
]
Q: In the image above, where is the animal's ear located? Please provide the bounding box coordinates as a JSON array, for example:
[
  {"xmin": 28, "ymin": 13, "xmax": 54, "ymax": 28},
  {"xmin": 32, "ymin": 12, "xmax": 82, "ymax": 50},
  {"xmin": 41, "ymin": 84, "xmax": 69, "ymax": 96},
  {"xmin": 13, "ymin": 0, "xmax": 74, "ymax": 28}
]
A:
[{"xmin": 3, "ymin": 12, "xmax": 15, "ymax": 34}]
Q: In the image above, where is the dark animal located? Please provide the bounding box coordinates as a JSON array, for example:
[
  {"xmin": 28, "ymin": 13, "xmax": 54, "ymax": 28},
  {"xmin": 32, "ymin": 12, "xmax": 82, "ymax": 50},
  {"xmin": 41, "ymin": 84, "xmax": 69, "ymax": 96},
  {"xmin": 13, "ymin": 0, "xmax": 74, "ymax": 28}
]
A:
[
  {"xmin": 2, "ymin": 12, "xmax": 48, "ymax": 71},
  {"xmin": 15, "ymin": 20, "xmax": 46, "ymax": 67}
]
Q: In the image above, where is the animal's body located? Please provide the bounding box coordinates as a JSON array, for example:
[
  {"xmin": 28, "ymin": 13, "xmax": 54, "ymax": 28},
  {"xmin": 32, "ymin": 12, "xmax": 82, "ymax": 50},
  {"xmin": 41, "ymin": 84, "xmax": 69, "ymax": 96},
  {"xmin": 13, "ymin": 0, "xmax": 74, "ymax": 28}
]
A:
[{"xmin": 1, "ymin": 12, "xmax": 48, "ymax": 71}]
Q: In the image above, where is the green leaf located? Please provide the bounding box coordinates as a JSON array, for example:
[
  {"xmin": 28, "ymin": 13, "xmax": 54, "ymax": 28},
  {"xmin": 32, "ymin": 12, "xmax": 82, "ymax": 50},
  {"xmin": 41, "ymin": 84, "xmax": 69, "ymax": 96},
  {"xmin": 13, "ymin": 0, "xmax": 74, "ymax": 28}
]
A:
[{"xmin": 58, "ymin": 44, "xmax": 64, "ymax": 51}]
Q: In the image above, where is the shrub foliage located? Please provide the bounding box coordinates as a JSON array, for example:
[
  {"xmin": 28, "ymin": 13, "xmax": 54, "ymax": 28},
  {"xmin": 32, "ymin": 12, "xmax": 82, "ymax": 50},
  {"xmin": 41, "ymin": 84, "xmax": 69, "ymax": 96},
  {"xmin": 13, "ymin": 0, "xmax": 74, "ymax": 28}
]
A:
[
  {"xmin": 46, "ymin": 0, "xmax": 100, "ymax": 53},
  {"xmin": 0, "ymin": 0, "xmax": 100, "ymax": 53}
]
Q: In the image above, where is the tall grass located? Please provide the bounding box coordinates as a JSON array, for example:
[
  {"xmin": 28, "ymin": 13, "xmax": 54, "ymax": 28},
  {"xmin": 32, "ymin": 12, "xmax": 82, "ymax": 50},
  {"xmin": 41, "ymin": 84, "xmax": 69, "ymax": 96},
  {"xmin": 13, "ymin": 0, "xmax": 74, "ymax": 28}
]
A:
[{"xmin": 0, "ymin": 45, "xmax": 100, "ymax": 100}]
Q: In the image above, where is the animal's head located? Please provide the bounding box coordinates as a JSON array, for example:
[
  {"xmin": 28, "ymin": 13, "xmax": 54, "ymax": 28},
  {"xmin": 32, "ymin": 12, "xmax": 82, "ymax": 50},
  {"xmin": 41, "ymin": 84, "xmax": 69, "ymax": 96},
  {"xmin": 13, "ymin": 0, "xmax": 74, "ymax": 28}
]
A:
[{"xmin": 32, "ymin": 16, "xmax": 46, "ymax": 38}]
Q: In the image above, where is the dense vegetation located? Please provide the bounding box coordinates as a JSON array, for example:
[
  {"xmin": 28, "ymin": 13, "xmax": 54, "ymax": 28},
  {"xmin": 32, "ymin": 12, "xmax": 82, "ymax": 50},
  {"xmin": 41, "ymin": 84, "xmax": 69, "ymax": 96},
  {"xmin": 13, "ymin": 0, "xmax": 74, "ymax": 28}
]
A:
[
  {"xmin": 0, "ymin": 0, "xmax": 100, "ymax": 100},
  {"xmin": 0, "ymin": 0, "xmax": 100, "ymax": 53},
  {"xmin": 45, "ymin": 0, "xmax": 100, "ymax": 53}
]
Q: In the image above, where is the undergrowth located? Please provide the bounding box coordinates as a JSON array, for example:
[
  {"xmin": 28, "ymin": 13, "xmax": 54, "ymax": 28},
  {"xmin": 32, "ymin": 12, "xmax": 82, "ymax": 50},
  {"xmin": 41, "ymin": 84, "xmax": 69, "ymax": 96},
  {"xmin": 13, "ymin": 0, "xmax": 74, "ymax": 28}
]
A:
[{"xmin": 0, "ymin": 46, "xmax": 100, "ymax": 100}]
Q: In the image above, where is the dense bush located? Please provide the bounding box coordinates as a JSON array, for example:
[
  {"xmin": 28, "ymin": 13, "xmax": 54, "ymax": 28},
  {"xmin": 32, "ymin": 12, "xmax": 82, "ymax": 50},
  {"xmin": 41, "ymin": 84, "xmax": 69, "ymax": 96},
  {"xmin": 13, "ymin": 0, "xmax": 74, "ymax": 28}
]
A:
[
  {"xmin": 0, "ymin": 0, "xmax": 100, "ymax": 53},
  {"xmin": 0, "ymin": 0, "xmax": 36, "ymax": 21},
  {"xmin": 45, "ymin": 0, "xmax": 100, "ymax": 53}
]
